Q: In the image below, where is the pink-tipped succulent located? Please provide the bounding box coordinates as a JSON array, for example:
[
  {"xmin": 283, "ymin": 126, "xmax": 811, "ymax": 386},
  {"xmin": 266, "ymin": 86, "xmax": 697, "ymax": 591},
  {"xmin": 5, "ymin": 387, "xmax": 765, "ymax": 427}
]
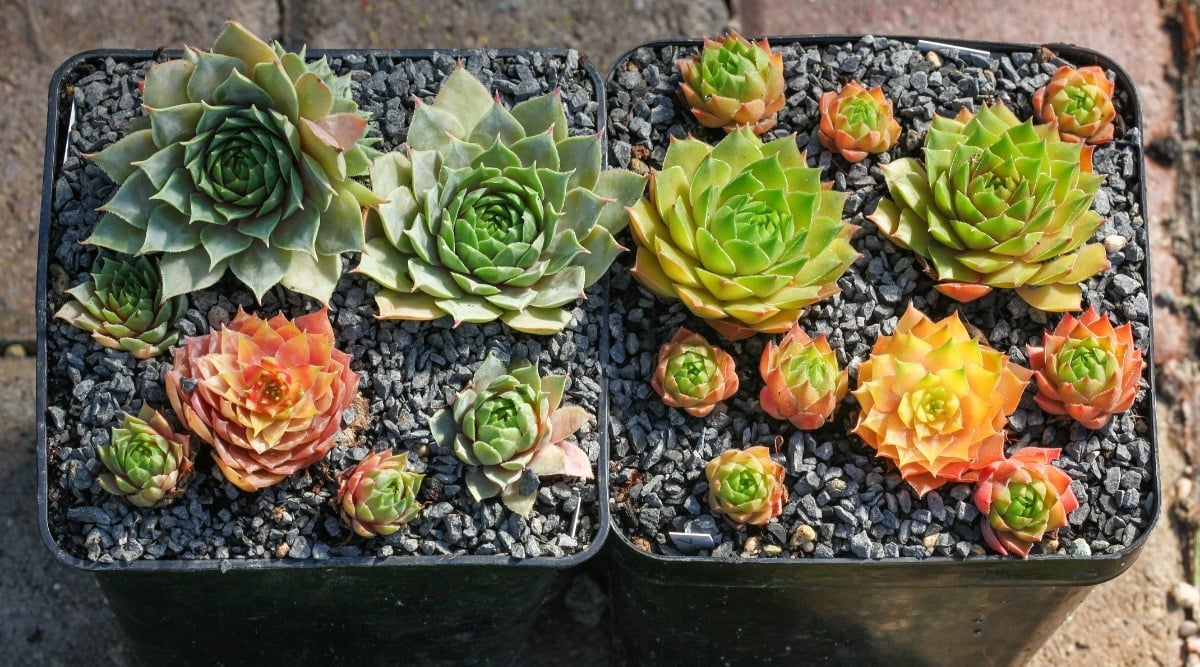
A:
[
  {"xmin": 974, "ymin": 447, "xmax": 1079, "ymax": 558},
  {"xmin": 336, "ymin": 449, "xmax": 425, "ymax": 537},
  {"xmin": 705, "ymin": 446, "xmax": 788, "ymax": 526},
  {"xmin": 652, "ymin": 327, "xmax": 739, "ymax": 418},
  {"xmin": 1028, "ymin": 307, "xmax": 1144, "ymax": 429},
  {"xmin": 851, "ymin": 304, "xmax": 1032, "ymax": 497},
  {"xmin": 677, "ymin": 32, "xmax": 786, "ymax": 135},
  {"xmin": 818, "ymin": 81, "xmax": 902, "ymax": 163},
  {"xmin": 165, "ymin": 306, "xmax": 359, "ymax": 492},
  {"xmin": 1032, "ymin": 65, "xmax": 1117, "ymax": 145},
  {"xmin": 759, "ymin": 324, "xmax": 847, "ymax": 430},
  {"xmin": 97, "ymin": 405, "xmax": 194, "ymax": 508}
]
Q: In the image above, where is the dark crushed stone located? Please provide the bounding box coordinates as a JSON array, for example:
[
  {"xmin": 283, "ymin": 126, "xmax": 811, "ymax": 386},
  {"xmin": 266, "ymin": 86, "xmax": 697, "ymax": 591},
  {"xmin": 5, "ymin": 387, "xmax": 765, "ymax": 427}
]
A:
[
  {"xmin": 45, "ymin": 50, "xmax": 605, "ymax": 563},
  {"xmin": 605, "ymin": 37, "xmax": 1154, "ymax": 561}
]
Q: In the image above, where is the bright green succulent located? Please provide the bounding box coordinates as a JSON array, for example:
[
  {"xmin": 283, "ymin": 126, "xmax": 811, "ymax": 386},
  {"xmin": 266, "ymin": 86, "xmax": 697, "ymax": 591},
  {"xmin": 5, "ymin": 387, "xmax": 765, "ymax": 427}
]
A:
[
  {"xmin": 54, "ymin": 255, "xmax": 187, "ymax": 359},
  {"xmin": 98, "ymin": 405, "xmax": 194, "ymax": 508},
  {"xmin": 355, "ymin": 66, "xmax": 646, "ymax": 335},
  {"xmin": 84, "ymin": 20, "xmax": 383, "ymax": 303},
  {"xmin": 336, "ymin": 449, "xmax": 425, "ymax": 537},
  {"xmin": 429, "ymin": 353, "xmax": 593, "ymax": 516},
  {"xmin": 870, "ymin": 103, "xmax": 1108, "ymax": 312},
  {"xmin": 628, "ymin": 126, "xmax": 858, "ymax": 340}
]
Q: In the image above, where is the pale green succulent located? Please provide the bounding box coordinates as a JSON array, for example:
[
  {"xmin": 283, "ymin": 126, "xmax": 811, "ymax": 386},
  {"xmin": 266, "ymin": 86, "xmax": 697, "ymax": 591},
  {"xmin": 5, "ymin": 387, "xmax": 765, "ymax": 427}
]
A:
[
  {"xmin": 54, "ymin": 255, "xmax": 187, "ymax": 359},
  {"xmin": 98, "ymin": 406, "xmax": 194, "ymax": 508},
  {"xmin": 429, "ymin": 353, "xmax": 593, "ymax": 517},
  {"xmin": 628, "ymin": 126, "xmax": 858, "ymax": 340},
  {"xmin": 84, "ymin": 20, "xmax": 383, "ymax": 303},
  {"xmin": 870, "ymin": 103, "xmax": 1108, "ymax": 312},
  {"xmin": 355, "ymin": 66, "xmax": 646, "ymax": 335}
]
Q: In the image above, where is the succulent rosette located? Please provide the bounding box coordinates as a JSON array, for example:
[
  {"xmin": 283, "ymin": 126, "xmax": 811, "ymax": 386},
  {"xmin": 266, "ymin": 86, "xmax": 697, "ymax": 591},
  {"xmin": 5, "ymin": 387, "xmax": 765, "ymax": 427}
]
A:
[
  {"xmin": 54, "ymin": 255, "xmax": 187, "ymax": 359},
  {"xmin": 165, "ymin": 306, "xmax": 359, "ymax": 491},
  {"xmin": 97, "ymin": 405, "xmax": 194, "ymax": 508},
  {"xmin": 628, "ymin": 127, "xmax": 858, "ymax": 340},
  {"xmin": 851, "ymin": 304, "xmax": 1033, "ymax": 497},
  {"xmin": 704, "ymin": 446, "xmax": 788, "ymax": 526},
  {"xmin": 336, "ymin": 449, "xmax": 425, "ymax": 537},
  {"xmin": 356, "ymin": 67, "xmax": 645, "ymax": 334},
  {"xmin": 1028, "ymin": 307, "xmax": 1144, "ymax": 429},
  {"xmin": 870, "ymin": 103, "xmax": 1108, "ymax": 312},
  {"xmin": 1032, "ymin": 65, "xmax": 1117, "ymax": 145},
  {"xmin": 759, "ymin": 324, "xmax": 847, "ymax": 430},
  {"xmin": 429, "ymin": 353, "xmax": 593, "ymax": 516},
  {"xmin": 817, "ymin": 80, "xmax": 902, "ymax": 163},
  {"xmin": 85, "ymin": 20, "xmax": 382, "ymax": 303},
  {"xmin": 974, "ymin": 447, "xmax": 1079, "ymax": 558},
  {"xmin": 652, "ymin": 327, "xmax": 739, "ymax": 418},
  {"xmin": 678, "ymin": 32, "xmax": 785, "ymax": 135}
]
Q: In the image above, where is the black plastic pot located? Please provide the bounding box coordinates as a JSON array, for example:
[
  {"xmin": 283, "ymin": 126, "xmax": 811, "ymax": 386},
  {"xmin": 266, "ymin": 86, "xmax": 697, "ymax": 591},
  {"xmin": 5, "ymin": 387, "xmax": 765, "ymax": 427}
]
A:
[
  {"xmin": 37, "ymin": 47, "xmax": 611, "ymax": 667},
  {"xmin": 602, "ymin": 36, "xmax": 1158, "ymax": 666}
]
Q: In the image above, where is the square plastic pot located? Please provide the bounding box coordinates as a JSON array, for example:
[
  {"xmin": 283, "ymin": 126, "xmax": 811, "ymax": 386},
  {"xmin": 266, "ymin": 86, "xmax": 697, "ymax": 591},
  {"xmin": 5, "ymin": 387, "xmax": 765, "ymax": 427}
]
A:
[
  {"xmin": 602, "ymin": 35, "xmax": 1158, "ymax": 667},
  {"xmin": 36, "ymin": 47, "xmax": 611, "ymax": 667}
]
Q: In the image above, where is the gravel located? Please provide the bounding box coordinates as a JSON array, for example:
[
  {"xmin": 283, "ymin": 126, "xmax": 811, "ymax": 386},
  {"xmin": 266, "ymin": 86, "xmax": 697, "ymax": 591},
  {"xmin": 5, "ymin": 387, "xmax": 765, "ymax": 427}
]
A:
[
  {"xmin": 605, "ymin": 37, "xmax": 1155, "ymax": 560},
  {"xmin": 44, "ymin": 49, "xmax": 605, "ymax": 563}
]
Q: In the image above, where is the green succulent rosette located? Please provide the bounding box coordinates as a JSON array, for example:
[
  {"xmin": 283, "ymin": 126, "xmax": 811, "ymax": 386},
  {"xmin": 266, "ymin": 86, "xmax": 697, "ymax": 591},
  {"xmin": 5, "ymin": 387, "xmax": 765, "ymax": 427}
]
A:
[
  {"xmin": 429, "ymin": 353, "xmax": 592, "ymax": 517},
  {"xmin": 98, "ymin": 405, "xmax": 194, "ymax": 508},
  {"xmin": 336, "ymin": 449, "xmax": 425, "ymax": 537},
  {"xmin": 54, "ymin": 255, "xmax": 187, "ymax": 359},
  {"xmin": 628, "ymin": 127, "xmax": 858, "ymax": 340},
  {"xmin": 356, "ymin": 67, "xmax": 646, "ymax": 335},
  {"xmin": 870, "ymin": 103, "xmax": 1108, "ymax": 312},
  {"xmin": 84, "ymin": 20, "xmax": 383, "ymax": 303}
]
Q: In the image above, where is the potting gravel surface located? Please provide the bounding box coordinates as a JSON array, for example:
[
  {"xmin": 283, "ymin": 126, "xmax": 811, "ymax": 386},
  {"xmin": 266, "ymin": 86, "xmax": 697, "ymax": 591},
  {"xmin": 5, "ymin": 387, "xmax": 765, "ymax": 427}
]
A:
[
  {"xmin": 604, "ymin": 37, "xmax": 1156, "ymax": 560},
  {"xmin": 45, "ymin": 49, "xmax": 607, "ymax": 563}
]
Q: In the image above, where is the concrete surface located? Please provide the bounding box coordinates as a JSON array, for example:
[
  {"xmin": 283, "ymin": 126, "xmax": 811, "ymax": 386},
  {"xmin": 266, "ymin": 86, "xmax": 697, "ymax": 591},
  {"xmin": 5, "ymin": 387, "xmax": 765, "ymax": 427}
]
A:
[{"xmin": 7, "ymin": 0, "xmax": 1196, "ymax": 665}]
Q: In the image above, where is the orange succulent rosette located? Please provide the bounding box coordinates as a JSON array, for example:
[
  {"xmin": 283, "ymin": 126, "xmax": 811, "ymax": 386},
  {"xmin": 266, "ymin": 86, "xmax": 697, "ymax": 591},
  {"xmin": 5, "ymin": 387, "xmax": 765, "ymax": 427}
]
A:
[
  {"xmin": 759, "ymin": 324, "xmax": 847, "ymax": 430},
  {"xmin": 1032, "ymin": 65, "xmax": 1116, "ymax": 145},
  {"xmin": 165, "ymin": 306, "xmax": 359, "ymax": 491},
  {"xmin": 851, "ymin": 305, "xmax": 1032, "ymax": 497}
]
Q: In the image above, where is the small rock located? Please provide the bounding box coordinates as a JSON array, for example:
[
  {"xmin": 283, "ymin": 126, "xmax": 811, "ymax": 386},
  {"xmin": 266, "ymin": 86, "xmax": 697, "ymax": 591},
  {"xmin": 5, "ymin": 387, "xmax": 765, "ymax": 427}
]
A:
[
  {"xmin": 1173, "ymin": 581, "xmax": 1200, "ymax": 611},
  {"xmin": 1180, "ymin": 620, "xmax": 1199, "ymax": 638}
]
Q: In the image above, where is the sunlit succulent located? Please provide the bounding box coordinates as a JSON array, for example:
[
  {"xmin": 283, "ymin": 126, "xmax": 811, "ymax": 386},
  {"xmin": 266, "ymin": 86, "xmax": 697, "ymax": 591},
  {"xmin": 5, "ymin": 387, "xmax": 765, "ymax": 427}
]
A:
[
  {"xmin": 851, "ymin": 304, "xmax": 1032, "ymax": 497},
  {"xmin": 759, "ymin": 323, "xmax": 847, "ymax": 430},
  {"xmin": 1028, "ymin": 307, "xmax": 1144, "ymax": 429},
  {"xmin": 165, "ymin": 307, "xmax": 359, "ymax": 491},
  {"xmin": 818, "ymin": 80, "xmax": 902, "ymax": 163},
  {"xmin": 429, "ymin": 353, "xmax": 593, "ymax": 517},
  {"xmin": 704, "ymin": 446, "xmax": 787, "ymax": 526},
  {"xmin": 628, "ymin": 127, "xmax": 858, "ymax": 340},
  {"xmin": 974, "ymin": 447, "xmax": 1079, "ymax": 558},
  {"xmin": 54, "ymin": 255, "xmax": 187, "ymax": 359},
  {"xmin": 678, "ymin": 32, "xmax": 786, "ymax": 135},
  {"xmin": 97, "ymin": 405, "xmax": 194, "ymax": 508},
  {"xmin": 356, "ymin": 67, "xmax": 645, "ymax": 334},
  {"xmin": 85, "ymin": 20, "xmax": 382, "ymax": 303},
  {"xmin": 1032, "ymin": 65, "xmax": 1117, "ymax": 145},
  {"xmin": 336, "ymin": 449, "xmax": 425, "ymax": 537},
  {"xmin": 870, "ymin": 103, "xmax": 1108, "ymax": 312},
  {"xmin": 652, "ymin": 327, "xmax": 739, "ymax": 418}
]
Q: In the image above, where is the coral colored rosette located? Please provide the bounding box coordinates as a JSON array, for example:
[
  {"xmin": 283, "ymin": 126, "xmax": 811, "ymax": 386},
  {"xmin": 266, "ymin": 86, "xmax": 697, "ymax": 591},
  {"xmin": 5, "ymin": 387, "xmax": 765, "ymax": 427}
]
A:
[
  {"xmin": 166, "ymin": 307, "xmax": 359, "ymax": 491},
  {"xmin": 817, "ymin": 80, "xmax": 902, "ymax": 163},
  {"xmin": 974, "ymin": 447, "xmax": 1079, "ymax": 558},
  {"xmin": 652, "ymin": 327, "xmax": 739, "ymax": 418},
  {"xmin": 759, "ymin": 324, "xmax": 847, "ymax": 430},
  {"xmin": 705, "ymin": 446, "xmax": 787, "ymax": 526},
  {"xmin": 1032, "ymin": 65, "xmax": 1117, "ymax": 145},
  {"xmin": 851, "ymin": 305, "xmax": 1032, "ymax": 497}
]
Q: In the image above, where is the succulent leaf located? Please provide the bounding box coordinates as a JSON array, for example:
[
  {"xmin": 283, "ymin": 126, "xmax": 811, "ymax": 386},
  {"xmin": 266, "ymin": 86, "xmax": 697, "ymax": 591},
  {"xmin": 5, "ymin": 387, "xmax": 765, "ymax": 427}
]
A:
[
  {"xmin": 358, "ymin": 67, "xmax": 644, "ymax": 334},
  {"xmin": 871, "ymin": 103, "xmax": 1108, "ymax": 311},
  {"xmin": 629, "ymin": 127, "xmax": 858, "ymax": 340},
  {"xmin": 677, "ymin": 32, "xmax": 786, "ymax": 135},
  {"xmin": 850, "ymin": 304, "xmax": 1033, "ymax": 497},
  {"xmin": 85, "ymin": 20, "xmax": 382, "ymax": 303},
  {"xmin": 337, "ymin": 450, "xmax": 425, "ymax": 537},
  {"xmin": 974, "ymin": 448, "xmax": 1079, "ymax": 558},
  {"xmin": 164, "ymin": 306, "xmax": 359, "ymax": 491},
  {"xmin": 1027, "ymin": 307, "xmax": 1144, "ymax": 429},
  {"xmin": 54, "ymin": 255, "xmax": 187, "ymax": 359},
  {"xmin": 704, "ymin": 446, "xmax": 787, "ymax": 526},
  {"xmin": 429, "ymin": 352, "xmax": 594, "ymax": 516},
  {"xmin": 97, "ymin": 405, "xmax": 194, "ymax": 508}
]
